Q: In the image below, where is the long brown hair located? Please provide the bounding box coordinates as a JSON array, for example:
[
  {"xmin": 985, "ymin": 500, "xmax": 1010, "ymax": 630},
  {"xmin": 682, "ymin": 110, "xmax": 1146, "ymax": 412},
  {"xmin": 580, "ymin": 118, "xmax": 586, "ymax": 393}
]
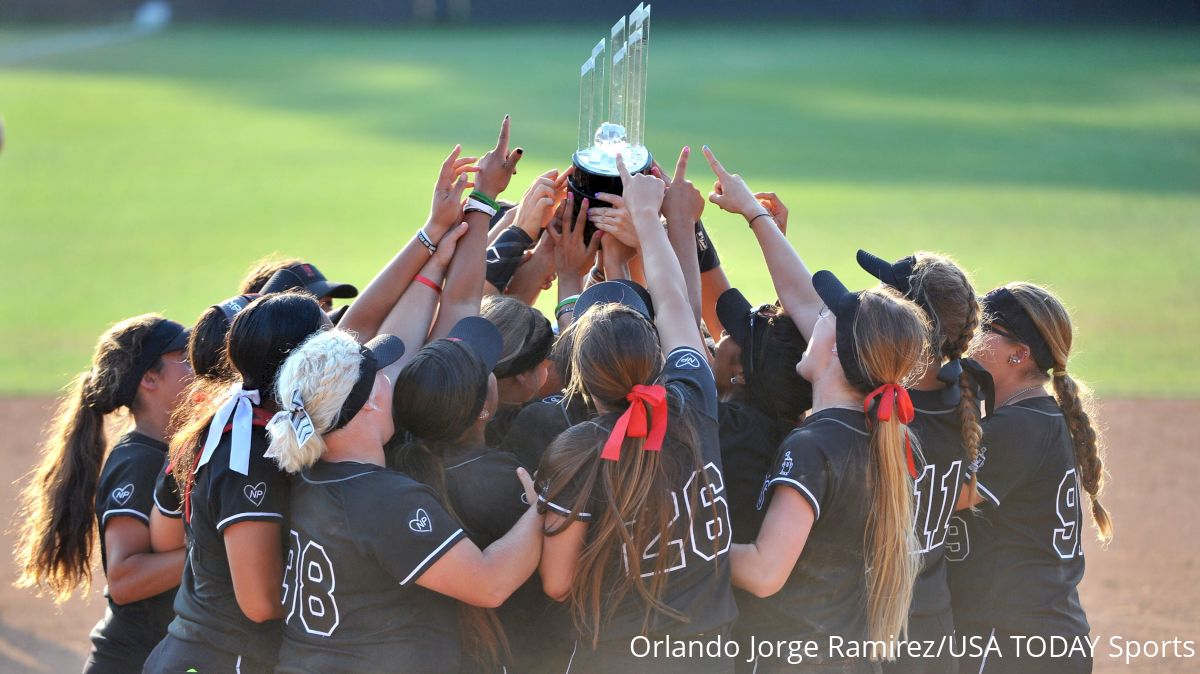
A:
[
  {"xmin": 850, "ymin": 288, "xmax": 931, "ymax": 644},
  {"xmin": 14, "ymin": 314, "xmax": 167, "ymax": 601},
  {"xmin": 538, "ymin": 303, "xmax": 714, "ymax": 646},
  {"xmin": 1006, "ymin": 282, "xmax": 1113, "ymax": 543},
  {"xmin": 907, "ymin": 252, "xmax": 983, "ymax": 504}
]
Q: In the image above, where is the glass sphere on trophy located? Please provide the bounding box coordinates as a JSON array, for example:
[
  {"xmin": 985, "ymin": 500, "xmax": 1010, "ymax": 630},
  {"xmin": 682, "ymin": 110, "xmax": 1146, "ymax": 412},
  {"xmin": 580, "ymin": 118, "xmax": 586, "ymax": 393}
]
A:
[{"xmin": 569, "ymin": 3, "xmax": 652, "ymax": 243}]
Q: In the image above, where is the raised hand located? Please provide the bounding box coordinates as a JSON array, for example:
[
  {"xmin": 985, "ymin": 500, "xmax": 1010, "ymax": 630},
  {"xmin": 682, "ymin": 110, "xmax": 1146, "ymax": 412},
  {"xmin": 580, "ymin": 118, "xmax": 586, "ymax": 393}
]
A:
[
  {"xmin": 432, "ymin": 222, "xmax": 470, "ymax": 268},
  {"xmin": 547, "ymin": 193, "xmax": 603, "ymax": 283},
  {"xmin": 702, "ymin": 145, "xmax": 764, "ymax": 220},
  {"xmin": 754, "ymin": 191, "xmax": 789, "ymax": 235},
  {"xmin": 474, "ymin": 115, "xmax": 523, "ymax": 200},
  {"xmin": 429, "ymin": 145, "xmax": 478, "ymax": 233},
  {"xmin": 616, "ymin": 154, "xmax": 667, "ymax": 227},
  {"xmin": 589, "ymin": 191, "xmax": 637, "ymax": 249},
  {"xmin": 656, "ymin": 146, "xmax": 705, "ymax": 230},
  {"xmin": 514, "ymin": 169, "xmax": 566, "ymax": 239}
]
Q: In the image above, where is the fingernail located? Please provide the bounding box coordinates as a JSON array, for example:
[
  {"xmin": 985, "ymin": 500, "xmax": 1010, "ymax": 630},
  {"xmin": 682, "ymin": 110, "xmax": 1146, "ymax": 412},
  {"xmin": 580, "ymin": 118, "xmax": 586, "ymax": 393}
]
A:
[
  {"xmin": 703, "ymin": 145, "xmax": 710, "ymax": 152},
  {"xmin": 515, "ymin": 148, "xmax": 524, "ymax": 155},
  {"xmin": 504, "ymin": 114, "xmax": 510, "ymax": 120}
]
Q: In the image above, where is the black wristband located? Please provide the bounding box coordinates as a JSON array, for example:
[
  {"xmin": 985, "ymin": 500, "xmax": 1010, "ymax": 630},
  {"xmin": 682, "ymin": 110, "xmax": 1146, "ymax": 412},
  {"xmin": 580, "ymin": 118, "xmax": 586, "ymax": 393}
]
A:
[
  {"xmin": 695, "ymin": 219, "xmax": 721, "ymax": 273},
  {"xmin": 485, "ymin": 226, "xmax": 535, "ymax": 292}
]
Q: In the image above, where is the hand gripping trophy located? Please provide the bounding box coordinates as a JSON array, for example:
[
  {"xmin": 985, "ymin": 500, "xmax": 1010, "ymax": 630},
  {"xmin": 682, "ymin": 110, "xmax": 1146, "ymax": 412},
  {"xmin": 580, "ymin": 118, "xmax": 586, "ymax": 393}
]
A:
[{"xmin": 568, "ymin": 3, "xmax": 652, "ymax": 243}]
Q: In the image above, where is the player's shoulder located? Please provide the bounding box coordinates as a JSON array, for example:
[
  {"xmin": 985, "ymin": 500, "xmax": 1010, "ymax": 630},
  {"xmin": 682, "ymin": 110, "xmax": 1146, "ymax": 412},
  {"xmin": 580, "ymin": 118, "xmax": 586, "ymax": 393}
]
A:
[{"xmin": 983, "ymin": 397, "xmax": 1063, "ymax": 440}]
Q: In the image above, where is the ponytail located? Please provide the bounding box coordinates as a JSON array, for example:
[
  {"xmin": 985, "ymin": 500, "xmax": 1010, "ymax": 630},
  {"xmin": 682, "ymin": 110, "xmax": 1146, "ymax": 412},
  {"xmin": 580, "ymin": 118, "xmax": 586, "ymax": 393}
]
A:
[
  {"xmin": 14, "ymin": 313, "xmax": 167, "ymax": 601},
  {"xmin": 864, "ymin": 411, "xmax": 921, "ymax": 644},
  {"xmin": 14, "ymin": 372, "xmax": 108, "ymax": 601},
  {"xmin": 1052, "ymin": 372, "xmax": 1112, "ymax": 543}
]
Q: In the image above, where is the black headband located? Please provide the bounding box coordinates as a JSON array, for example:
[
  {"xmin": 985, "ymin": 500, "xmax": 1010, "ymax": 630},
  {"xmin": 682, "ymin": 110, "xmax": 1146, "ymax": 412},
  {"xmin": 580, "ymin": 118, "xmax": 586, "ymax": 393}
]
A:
[
  {"xmin": 493, "ymin": 312, "xmax": 554, "ymax": 379},
  {"xmin": 213, "ymin": 294, "xmax": 258, "ymax": 323},
  {"xmin": 982, "ymin": 288, "xmax": 1055, "ymax": 371},
  {"xmin": 113, "ymin": 319, "xmax": 189, "ymax": 409}
]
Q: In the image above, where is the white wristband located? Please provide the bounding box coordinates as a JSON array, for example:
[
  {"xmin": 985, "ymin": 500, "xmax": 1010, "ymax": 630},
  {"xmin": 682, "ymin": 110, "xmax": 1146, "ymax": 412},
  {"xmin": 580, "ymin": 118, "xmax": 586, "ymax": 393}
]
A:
[{"xmin": 465, "ymin": 198, "xmax": 498, "ymax": 217}]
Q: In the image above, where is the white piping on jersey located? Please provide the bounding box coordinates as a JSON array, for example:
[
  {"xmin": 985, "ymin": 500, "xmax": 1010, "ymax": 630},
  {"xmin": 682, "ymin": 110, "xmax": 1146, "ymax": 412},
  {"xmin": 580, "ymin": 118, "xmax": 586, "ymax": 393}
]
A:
[
  {"xmin": 766, "ymin": 477, "xmax": 822, "ymax": 520},
  {"xmin": 101, "ymin": 508, "xmax": 149, "ymax": 525},
  {"xmin": 1006, "ymin": 405, "xmax": 1063, "ymax": 418},
  {"xmin": 565, "ymin": 640, "xmax": 578, "ymax": 674},
  {"xmin": 976, "ymin": 482, "xmax": 1001, "ymax": 507},
  {"xmin": 913, "ymin": 405, "xmax": 956, "ymax": 415},
  {"xmin": 153, "ymin": 490, "xmax": 182, "ymax": 517},
  {"xmin": 537, "ymin": 495, "xmax": 592, "ymax": 519},
  {"xmin": 235, "ymin": 655, "xmax": 242, "ymax": 674},
  {"xmin": 445, "ymin": 454, "xmax": 487, "ymax": 471},
  {"xmin": 806, "ymin": 416, "xmax": 870, "ymax": 437},
  {"xmin": 300, "ymin": 470, "xmax": 379, "ymax": 485},
  {"xmin": 400, "ymin": 528, "xmax": 465, "ymax": 586},
  {"xmin": 216, "ymin": 511, "xmax": 283, "ymax": 530}
]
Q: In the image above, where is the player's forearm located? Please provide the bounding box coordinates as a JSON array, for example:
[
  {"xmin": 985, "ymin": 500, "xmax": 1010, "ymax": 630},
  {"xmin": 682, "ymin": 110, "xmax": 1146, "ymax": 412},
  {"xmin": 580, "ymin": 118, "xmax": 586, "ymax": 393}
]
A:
[
  {"xmin": 729, "ymin": 542, "xmax": 784, "ymax": 599},
  {"xmin": 479, "ymin": 506, "xmax": 544, "ymax": 603},
  {"xmin": 748, "ymin": 214, "xmax": 822, "ymax": 339},
  {"xmin": 107, "ymin": 548, "xmax": 186, "ymax": 605},
  {"xmin": 635, "ymin": 214, "xmax": 704, "ymax": 355},
  {"xmin": 666, "ymin": 216, "xmax": 703, "ymax": 326},
  {"xmin": 700, "ymin": 267, "xmax": 732, "ymax": 340},
  {"xmin": 431, "ymin": 211, "xmax": 490, "ymax": 338},
  {"xmin": 377, "ymin": 259, "xmax": 446, "ymax": 377},
  {"xmin": 339, "ymin": 223, "xmax": 445, "ymax": 342}
]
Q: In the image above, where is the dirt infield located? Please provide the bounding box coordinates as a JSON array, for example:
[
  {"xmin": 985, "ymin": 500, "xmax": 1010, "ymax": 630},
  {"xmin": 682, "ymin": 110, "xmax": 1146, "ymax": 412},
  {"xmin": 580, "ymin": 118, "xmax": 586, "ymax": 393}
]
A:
[{"xmin": 0, "ymin": 397, "xmax": 1195, "ymax": 673}]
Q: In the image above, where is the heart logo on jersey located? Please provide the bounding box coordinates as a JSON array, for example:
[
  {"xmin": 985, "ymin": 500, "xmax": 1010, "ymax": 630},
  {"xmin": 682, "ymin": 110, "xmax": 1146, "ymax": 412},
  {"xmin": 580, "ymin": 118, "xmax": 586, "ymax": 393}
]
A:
[
  {"xmin": 408, "ymin": 508, "xmax": 433, "ymax": 534},
  {"xmin": 112, "ymin": 484, "xmax": 134, "ymax": 506},
  {"xmin": 675, "ymin": 353, "xmax": 701, "ymax": 370},
  {"xmin": 243, "ymin": 482, "xmax": 267, "ymax": 507}
]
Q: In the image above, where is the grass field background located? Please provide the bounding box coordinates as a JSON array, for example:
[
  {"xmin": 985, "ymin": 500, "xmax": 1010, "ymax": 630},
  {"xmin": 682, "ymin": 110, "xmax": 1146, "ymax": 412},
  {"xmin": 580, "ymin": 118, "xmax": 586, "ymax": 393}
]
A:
[{"xmin": 0, "ymin": 24, "xmax": 1197, "ymax": 395}]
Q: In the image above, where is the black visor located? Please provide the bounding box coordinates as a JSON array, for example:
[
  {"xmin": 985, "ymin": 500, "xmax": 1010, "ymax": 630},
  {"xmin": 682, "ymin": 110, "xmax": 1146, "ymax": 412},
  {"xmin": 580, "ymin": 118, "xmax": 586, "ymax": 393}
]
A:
[
  {"xmin": 981, "ymin": 288, "xmax": 1055, "ymax": 371},
  {"xmin": 812, "ymin": 270, "xmax": 872, "ymax": 391},
  {"xmin": 330, "ymin": 334, "xmax": 405, "ymax": 430}
]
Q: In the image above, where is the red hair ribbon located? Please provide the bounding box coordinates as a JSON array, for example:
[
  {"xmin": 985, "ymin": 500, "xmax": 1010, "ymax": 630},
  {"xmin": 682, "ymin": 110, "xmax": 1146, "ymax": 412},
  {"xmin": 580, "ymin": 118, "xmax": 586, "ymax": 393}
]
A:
[
  {"xmin": 601, "ymin": 384, "xmax": 669, "ymax": 462},
  {"xmin": 864, "ymin": 383, "xmax": 919, "ymax": 479}
]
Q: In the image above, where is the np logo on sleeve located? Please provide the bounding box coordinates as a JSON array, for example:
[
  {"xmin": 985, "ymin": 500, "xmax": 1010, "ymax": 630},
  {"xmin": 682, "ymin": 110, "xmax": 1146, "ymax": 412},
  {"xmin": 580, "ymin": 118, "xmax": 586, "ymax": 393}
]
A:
[
  {"xmin": 674, "ymin": 352, "xmax": 702, "ymax": 370},
  {"xmin": 409, "ymin": 508, "xmax": 433, "ymax": 534},
  {"xmin": 542, "ymin": 394, "xmax": 564, "ymax": 404},
  {"xmin": 243, "ymin": 482, "xmax": 267, "ymax": 507},
  {"xmin": 780, "ymin": 450, "xmax": 794, "ymax": 476},
  {"xmin": 112, "ymin": 484, "xmax": 135, "ymax": 506}
]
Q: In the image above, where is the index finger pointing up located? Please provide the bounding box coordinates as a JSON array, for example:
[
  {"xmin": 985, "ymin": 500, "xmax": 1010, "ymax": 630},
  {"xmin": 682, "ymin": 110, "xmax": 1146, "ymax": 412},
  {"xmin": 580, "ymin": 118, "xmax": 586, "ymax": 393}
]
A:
[
  {"xmin": 496, "ymin": 114, "xmax": 511, "ymax": 155},
  {"xmin": 701, "ymin": 145, "xmax": 727, "ymax": 178},
  {"xmin": 673, "ymin": 146, "xmax": 691, "ymax": 184},
  {"xmin": 616, "ymin": 153, "xmax": 632, "ymax": 185}
]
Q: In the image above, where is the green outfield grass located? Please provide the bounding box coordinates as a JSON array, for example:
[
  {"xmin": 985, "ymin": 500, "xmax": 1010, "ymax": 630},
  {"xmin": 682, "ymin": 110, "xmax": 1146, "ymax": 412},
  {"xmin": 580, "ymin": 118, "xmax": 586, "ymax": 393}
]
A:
[{"xmin": 0, "ymin": 24, "xmax": 1197, "ymax": 395}]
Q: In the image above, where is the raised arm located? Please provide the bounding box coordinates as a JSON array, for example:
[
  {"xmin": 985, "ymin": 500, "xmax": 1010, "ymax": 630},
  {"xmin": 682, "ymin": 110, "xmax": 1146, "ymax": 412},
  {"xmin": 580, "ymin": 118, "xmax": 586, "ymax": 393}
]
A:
[
  {"xmin": 654, "ymin": 147, "xmax": 706, "ymax": 327},
  {"xmin": 340, "ymin": 145, "xmax": 477, "ymax": 342},
  {"xmin": 545, "ymin": 193, "xmax": 602, "ymax": 331},
  {"xmin": 730, "ymin": 486, "xmax": 813, "ymax": 598},
  {"xmin": 608, "ymin": 157, "xmax": 706, "ymax": 357},
  {"xmin": 702, "ymin": 146, "xmax": 823, "ymax": 340},
  {"xmin": 376, "ymin": 223, "xmax": 469, "ymax": 381},
  {"xmin": 431, "ymin": 115, "xmax": 522, "ymax": 338}
]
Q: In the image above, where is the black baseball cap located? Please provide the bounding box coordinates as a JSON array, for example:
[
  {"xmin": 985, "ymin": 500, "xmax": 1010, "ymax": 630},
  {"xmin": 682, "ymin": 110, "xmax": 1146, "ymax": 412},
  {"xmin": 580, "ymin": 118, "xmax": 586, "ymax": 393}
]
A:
[
  {"xmin": 812, "ymin": 270, "xmax": 872, "ymax": 390},
  {"xmin": 446, "ymin": 316, "xmax": 504, "ymax": 374},
  {"xmin": 261, "ymin": 269, "xmax": 351, "ymax": 324},
  {"xmin": 213, "ymin": 294, "xmax": 258, "ymax": 323},
  {"xmin": 715, "ymin": 287, "xmax": 778, "ymax": 376},
  {"xmin": 330, "ymin": 334, "xmax": 405, "ymax": 430},
  {"xmin": 114, "ymin": 318, "xmax": 191, "ymax": 408},
  {"xmin": 278, "ymin": 262, "xmax": 358, "ymax": 300},
  {"xmin": 574, "ymin": 280, "xmax": 653, "ymax": 322},
  {"xmin": 857, "ymin": 249, "xmax": 916, "ymax": 296}
]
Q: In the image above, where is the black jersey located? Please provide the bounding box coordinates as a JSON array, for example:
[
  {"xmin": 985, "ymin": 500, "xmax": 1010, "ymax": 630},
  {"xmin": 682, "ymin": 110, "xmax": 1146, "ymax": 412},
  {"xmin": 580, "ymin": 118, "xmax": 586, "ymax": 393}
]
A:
[
  {"xmin": 275, "ymin": 461, "xmax": 467, "ymax": 674},
  {"xmin": 87, "ymin": 431, "xmax": 177, "ymax": 672},
  {"xmin": 905, "ymin": 388, "xmax": 968, "ymax": 620},
  {"xmin": 717, "ymin": 401, "xmax": 791, "ymax": 544},
  {"xmin": 539, "ymin": 346, "xmax": 738, "ymax": 646},
  {"xmin": 443, "ymin": 445, "xmax": 572, "ymax": 674},
  {"xmin": 165, "ymin": 424, "xmax": 290, "ymax": 665},
  {"xmin": 499, "ymin": 392, "xmax": 592, "ymax": 471},
  {"xmin": 484, "ymin": 403, "xmax": 523, "ymax": 448},
  {"xmin": 153, "ymin": 454, "xmax": 182, "ymax": 519},
  {"xmin": 745, "ymin": 407, "xmax": 877, "ymax": 658},
  {"xmin": 947, "ymin": 396, "xmax": 1089, "ymax": 639}
]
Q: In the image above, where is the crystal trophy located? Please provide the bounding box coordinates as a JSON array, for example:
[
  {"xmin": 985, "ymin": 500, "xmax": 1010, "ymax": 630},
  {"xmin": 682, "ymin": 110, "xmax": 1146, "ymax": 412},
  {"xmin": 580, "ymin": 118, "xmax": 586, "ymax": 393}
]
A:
[{"xmin": 569, "ymin": 3, "xmax": 652, "ymax": 243}]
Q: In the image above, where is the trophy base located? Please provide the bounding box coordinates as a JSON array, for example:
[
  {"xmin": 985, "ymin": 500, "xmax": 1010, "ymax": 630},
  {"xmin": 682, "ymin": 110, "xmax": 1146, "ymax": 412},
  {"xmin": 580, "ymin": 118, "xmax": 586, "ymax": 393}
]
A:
[{"xmin": 568, "ymin": 151, "xmax": 653, "ymax": 246}]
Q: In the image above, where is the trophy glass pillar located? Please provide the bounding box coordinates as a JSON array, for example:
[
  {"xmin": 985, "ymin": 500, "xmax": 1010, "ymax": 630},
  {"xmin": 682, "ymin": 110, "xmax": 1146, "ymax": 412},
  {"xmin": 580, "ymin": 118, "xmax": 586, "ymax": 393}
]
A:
[{"xmin": 569, "ymin": 4, "xmax": 653, "ymax": 244}]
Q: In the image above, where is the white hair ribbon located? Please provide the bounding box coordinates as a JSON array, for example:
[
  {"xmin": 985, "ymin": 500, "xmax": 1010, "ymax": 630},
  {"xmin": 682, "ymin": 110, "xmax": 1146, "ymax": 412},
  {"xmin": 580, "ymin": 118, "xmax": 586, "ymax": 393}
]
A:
[
  {"xmin": 271, "ymin": 389, "xmax": 315, "ymax": 448},
  {"xmin": 196, "ymin": 382, "xmax": 261, "ymax": 476}
]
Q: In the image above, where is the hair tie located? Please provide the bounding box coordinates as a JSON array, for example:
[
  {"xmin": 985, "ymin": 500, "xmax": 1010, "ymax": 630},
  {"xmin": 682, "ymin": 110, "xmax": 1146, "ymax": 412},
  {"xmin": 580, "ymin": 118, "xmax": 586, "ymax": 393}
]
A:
[
  {"xmin": 936, "ymin": 357, "xmax": 964, "ymax": 407},
  {"xmin": 863, "ymin": 383, "xmax": 919, "ymax": 479},
  {"xmin": 196, "ymin": 382, "xmax": 261, "ymax": 476},
  {"xmin": 269, "ymin": 389, "xmax": 316, "ymax": 447},
  {"xmin": 601, "ymin": 384, "xmax": 668, "ymax": 462},
  {"xmin": 1052, "ymin": 369, "xmax": 1069, "ymax": 378}
]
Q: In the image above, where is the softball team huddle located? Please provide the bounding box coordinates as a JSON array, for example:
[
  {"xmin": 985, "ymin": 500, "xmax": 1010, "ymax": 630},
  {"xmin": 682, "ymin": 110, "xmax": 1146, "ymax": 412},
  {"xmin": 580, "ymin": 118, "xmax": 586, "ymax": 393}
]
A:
[{"xmin": 15, "ymin": 116, "xmax": 1111, "ymax": 674}]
